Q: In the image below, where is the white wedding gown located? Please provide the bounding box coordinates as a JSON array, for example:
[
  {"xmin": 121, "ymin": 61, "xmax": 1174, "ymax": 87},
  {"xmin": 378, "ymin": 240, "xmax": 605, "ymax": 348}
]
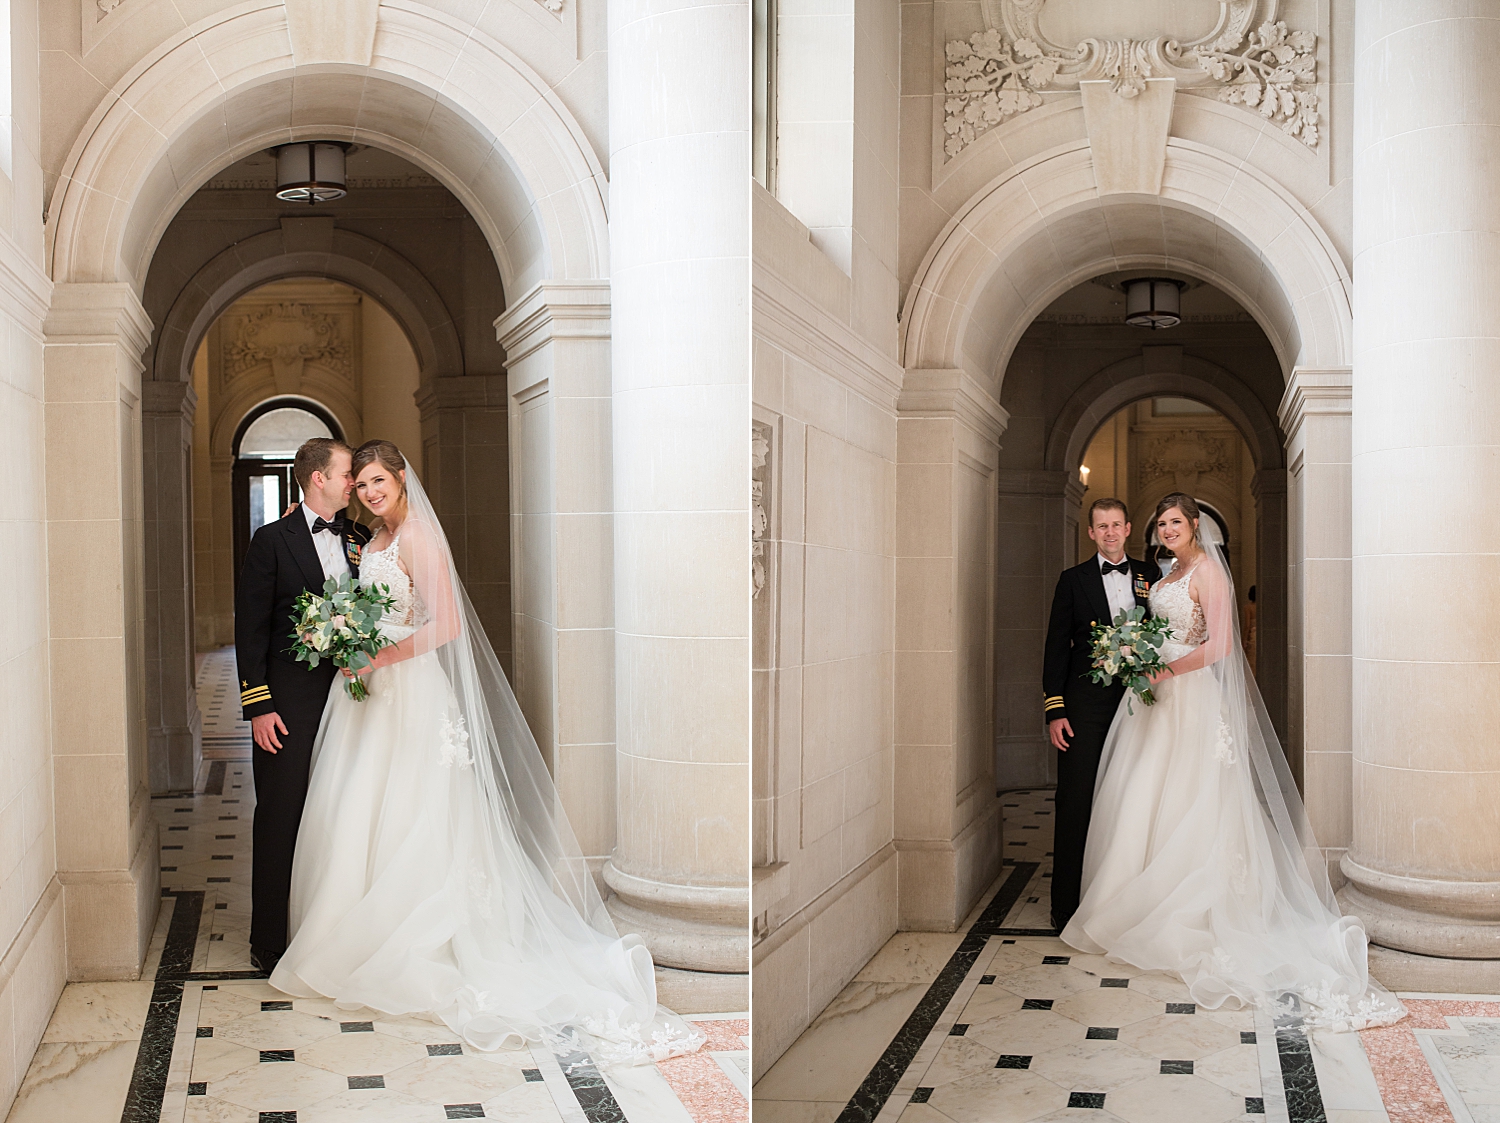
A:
[
  {"xmin": 1061, "ymin": 558, "xmax": 1404, "ymax": 1031},
  {"xmin": 269, "ymin": 531, "xmax": 704, "ymax": 1065}
]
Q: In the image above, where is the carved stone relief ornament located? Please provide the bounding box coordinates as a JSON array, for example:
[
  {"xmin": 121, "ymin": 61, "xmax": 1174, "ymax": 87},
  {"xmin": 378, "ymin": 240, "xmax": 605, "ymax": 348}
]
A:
[
  {"xmin": 535, "ymin": 0, "xmax": 563, "ymax": 11},
  {"xmin": 751, "ymin": 424, "xmax": 772, "ymax": 600},
  {"xmin": 1138, "ymin": 432, "xmax": 1236, "ymax": 489},
  {"xmin": 943, "ymin": 0, "xmax": 1319, "ymax": 159},
  {"xmin": 224, "ymin": 302, "xmax": 351, "ymax": 396}
]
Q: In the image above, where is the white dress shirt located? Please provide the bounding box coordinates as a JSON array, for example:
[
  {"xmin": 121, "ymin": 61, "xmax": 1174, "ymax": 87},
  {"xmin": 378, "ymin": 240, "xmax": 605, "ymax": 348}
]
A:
[
  {"xmin": 1096, "ymin": 553, "xmax": 1135, "ymax": 623},
  {"xmin": 303, "ymin": 503, "xmax": 351, "ymax": 584}
]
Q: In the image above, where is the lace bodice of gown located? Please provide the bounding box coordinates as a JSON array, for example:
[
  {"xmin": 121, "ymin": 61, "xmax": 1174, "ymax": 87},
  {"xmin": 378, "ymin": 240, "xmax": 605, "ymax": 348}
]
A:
[
  {"xmin": 1149, "ymin": 566, "xmax": 1207, "ymax": 649},
  {"xmin": 359, "ymin": 536, "xmax": 422, "ymax": 633}
]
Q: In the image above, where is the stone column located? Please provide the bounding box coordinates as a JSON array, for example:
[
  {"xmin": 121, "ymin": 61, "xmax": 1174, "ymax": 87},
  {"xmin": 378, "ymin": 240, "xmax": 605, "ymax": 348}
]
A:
[
  {"xmin": 46, "ymin": 283, "xmax": 159, "ymax": 979},
  {"xmin": 606, "ymin": 0, "xmax": 750, "ymax": 1008},
  {"xmin": 1279, "ymin": 370, "xmax": 1351, "ymax": 882},
  {"xmin": 1344, "ymin": 9, "xmax": 1500, "ymax": 983},
  {"xmin": 142, "ymin": 380, "xmax": 202, "ymax": 796},
  {"xmin": 492, "ymin": 282, "xmax": 615, "ymax": 871},
  {"xmin": 895, "ymin": 370, "xmax": 1006, "ymax": 930}
]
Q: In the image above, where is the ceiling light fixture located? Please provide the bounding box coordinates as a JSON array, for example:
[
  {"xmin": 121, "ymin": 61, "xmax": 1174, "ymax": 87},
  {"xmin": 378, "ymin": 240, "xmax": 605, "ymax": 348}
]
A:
[
  {"xmin": 272, "ymin": 142, "xmax": 349, "ymax": 205},
  {"xmin": 1124, "ymin": 278, "xmax": 1183, "ymax": 329}
]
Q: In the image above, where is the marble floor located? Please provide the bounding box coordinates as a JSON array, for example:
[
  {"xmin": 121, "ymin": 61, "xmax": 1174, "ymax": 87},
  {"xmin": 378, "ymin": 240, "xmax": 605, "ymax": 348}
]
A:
[
  {"xmin": 753, "ymin": 788, "xmax": 1500, "ymax": 1123},
  {"xmin": 6, "ymin": 648, "xmax": 748, "ymax": 1123}
]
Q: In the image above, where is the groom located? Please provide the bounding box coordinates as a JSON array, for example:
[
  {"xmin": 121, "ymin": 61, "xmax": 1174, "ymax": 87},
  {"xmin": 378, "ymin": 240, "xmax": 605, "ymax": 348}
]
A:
[
  {"xmin": 1042, "ymin": 498, "xmax": 1158, "ymax": 932},
  {"xmin": 235, "ymin": 437, "xmax": 372, "ymax": 973}
]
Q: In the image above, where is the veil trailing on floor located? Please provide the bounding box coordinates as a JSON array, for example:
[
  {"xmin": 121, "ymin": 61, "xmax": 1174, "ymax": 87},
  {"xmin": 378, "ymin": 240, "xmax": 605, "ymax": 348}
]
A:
[
  {"xmin": 372, "ymin": 467, "xmax": 705, "ymax": 1063},
  {"xmin": 1080, "ymin": 537, "xmax": 1404, "ymax": 1032}
]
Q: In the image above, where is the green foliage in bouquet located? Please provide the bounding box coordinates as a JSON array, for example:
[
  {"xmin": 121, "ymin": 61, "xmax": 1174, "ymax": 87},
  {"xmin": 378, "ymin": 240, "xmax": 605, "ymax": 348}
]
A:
[
  {"xmin": 288, "ymin": 575, "xmax": 399, "ymax": 701},
  {"xmin": 1089, "ymin": 606, "xmax": 1175, "ymax": 713}
]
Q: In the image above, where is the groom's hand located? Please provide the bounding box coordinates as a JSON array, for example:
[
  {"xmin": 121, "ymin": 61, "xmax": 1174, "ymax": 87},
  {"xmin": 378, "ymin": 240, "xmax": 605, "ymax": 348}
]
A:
[
  {"xmin": 1048, "ymin": 717, "xmax": 1073, "ymax": 751},
  {"xmin": 252, "ymin": 712, "xmax": 288, "ymax": 753}
]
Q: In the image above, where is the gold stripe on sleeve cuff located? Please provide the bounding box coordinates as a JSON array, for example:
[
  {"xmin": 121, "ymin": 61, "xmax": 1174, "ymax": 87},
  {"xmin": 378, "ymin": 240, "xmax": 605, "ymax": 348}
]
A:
[
  {"xmin": 240, "ymin": 686, "xmax": 271, "ymax": 705},
  {"xmin": 1044, "ymin": 701, "xmax": 1066, "ymax": 712}
]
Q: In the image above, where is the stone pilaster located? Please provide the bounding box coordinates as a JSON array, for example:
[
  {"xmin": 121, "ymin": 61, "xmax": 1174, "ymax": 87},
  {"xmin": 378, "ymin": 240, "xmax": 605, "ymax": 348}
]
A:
[
  {"xmin": 992, "ymin": 467, "xmax": 1078, "ymax": 792},
  {"xmin": 1345, "ymin": 8, "xmax": 1500, "ymax": 986},
  {"xmin": 606, "ymin": 0, "xmax": 750, "ymax": 1009},
  {"xmin": 45, "ymin": 283, "xmax": 159, "ymax": 979},
  {"xmin": 1278, "ymin": 368, "xmax": 1351, "ymax": 884},
  {"xmin": 142, "ymin": 379, "xmax": 202, "ymax": 795},
  {"xmin": 415, "ymin": 375, "xmax": 511, "ymax": 674},
  {"xmin": 492, "ymin": 281, "xmax": 615, "ymax": 875},
  {"xmin": 894, "ymin": 369, "xmax": 1007, "ymax": 930}
]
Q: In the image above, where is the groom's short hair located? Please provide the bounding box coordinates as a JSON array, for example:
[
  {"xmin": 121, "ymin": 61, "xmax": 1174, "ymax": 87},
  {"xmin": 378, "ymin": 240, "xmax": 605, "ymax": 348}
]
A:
[
  {"xmin": 1088, "ymin": 497, "xmax": 1129, "ymax": 526},
  {"xmin": 293, "ymin": 437, "xmax": 352, "ymax": 490}
]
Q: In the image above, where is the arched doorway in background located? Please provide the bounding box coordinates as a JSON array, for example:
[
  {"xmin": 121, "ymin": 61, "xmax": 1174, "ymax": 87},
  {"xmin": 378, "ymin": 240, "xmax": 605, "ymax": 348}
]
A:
[{"xmin": 230, "ymin": 399, "xmax": 342, "ymax": 586}]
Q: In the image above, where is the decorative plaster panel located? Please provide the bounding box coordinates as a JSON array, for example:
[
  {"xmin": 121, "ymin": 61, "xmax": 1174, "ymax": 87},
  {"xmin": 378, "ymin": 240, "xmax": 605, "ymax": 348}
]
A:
[{"xmin": 942, "ymin": 0, "xmax": 1319, "ymax": 159}]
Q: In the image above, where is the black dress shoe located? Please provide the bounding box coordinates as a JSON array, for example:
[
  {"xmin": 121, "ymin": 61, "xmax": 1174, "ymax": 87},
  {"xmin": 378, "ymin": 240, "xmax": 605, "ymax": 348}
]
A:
[{"xmin": 250, "ymin": 947, "xmax": 282, "ymax": 974}]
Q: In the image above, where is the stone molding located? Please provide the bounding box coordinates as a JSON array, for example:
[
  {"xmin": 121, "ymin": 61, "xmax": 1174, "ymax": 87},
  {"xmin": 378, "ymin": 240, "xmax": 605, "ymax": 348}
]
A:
[
  {"xmin": 752, "ymin": 842, "xmax": 895, "ymax": 961},
  {"xmin": 897, "ymin": 368, "xmax": 1010, "ymax": 446},
  {"xmin": 943, "ymin": 0, "xmax": 1320, "ymax": 159},
  {"xmin": 44, "ymin": 282, "xmax": 152, "ymax": 358},
  {"xmin": 753, "ymin": 264, "xmax": 903, "ymax": 411},
  {"xmin": 414, "ymin": 375, "xmax": 508, "ymax": 418},
  {"xmin": 602, "ymin": 859, "xmax": 749, "ymax": 974},
  {"xmin": 1340, "ymin": 856, "xmax": 1500, "ymax": 959},
  {"xmin": 140, "ymin": 379, "xmax": 197, "ymax": 422},
  {"xmin": 493, "ymin": 281, "xmax": 611, "ymax": 367},
  {"xmin": 1277, "ymin": 366, "xmax": 1351, "ymax": 447}
]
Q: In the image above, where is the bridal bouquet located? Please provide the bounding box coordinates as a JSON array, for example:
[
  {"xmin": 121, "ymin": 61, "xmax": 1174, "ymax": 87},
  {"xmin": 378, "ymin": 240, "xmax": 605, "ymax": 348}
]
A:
[
  {"xmin": 288, "ymin": 576, "xmax": 398, "ymax": 701},
  {"xmin": 1089, "ymin": 606, "xmax": 1174, "ymax": 712}
]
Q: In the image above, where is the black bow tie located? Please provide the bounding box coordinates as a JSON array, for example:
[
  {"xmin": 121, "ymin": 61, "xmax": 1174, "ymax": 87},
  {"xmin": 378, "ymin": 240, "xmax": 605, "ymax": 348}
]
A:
[
  {"xmin": 311, "ymin": 516, "xmax": 345, "ymax": 536},
  {"xmin": 1101, "ymin": 560, "xmax": 1129, "ymax": 575}
]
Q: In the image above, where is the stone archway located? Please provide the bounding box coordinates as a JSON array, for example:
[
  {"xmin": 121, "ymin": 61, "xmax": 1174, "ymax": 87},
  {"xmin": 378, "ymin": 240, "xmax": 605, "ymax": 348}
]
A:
[
  {"xmin": 150, "ymin": 225, "xmax": 464, "ymax": 390},
  {"xmin": 1048, "ymin": 356, "xmax": 1289, "ymax": 750},
  {"xmin": 888, "ymin": 140, "xmax": 1350, "ymax": 939},
  {"xmin": 43, "ymin": 2, "xmax": 616, "ymax": 981},
  {"xmin": 900, "ymin": 142, "xmax": 1352, "ymax": 386}
]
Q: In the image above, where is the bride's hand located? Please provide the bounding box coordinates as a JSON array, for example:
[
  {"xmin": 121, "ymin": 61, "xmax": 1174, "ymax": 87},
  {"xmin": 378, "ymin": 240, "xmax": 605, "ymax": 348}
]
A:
[{"xmin": 1147, "ymin": 667, "xmax": 1174, "ymax": 685}]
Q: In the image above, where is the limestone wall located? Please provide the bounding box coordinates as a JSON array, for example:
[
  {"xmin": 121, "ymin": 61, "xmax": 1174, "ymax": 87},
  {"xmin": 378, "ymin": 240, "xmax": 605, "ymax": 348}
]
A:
[
  {"xmin": 0, "ymin": 2, "xmax": 68, "ymax": 1118},
  {"xmin": 751, "ymin": 0, "xmax": 910, "ymax": 1075}
]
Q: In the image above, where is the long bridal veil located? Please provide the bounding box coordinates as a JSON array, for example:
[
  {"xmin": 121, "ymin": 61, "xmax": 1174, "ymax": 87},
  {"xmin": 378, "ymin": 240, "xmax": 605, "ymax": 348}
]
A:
[
  {"xmin": 1090, "ymin": 538, "xmax": 1404, "ymax": 1032},
  {"xmin": 380, "ymin": 467, "xmax": 704, "ymax": 1063}
]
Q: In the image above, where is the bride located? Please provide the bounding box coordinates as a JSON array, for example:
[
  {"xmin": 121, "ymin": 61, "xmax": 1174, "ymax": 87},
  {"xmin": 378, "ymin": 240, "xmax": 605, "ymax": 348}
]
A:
[
  {"xmin": 1061, "ymin": 493, "xmax": 1404, "ymax": 1031},
  {"xmin": 269, "ymin": 439, "xmax": 704, "ymax": 1065}
]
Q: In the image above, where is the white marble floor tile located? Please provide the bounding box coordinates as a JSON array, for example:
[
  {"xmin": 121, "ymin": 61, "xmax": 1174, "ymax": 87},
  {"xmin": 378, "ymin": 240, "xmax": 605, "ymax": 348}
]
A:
[
  {"xmin": 1117, "ymin": 1011, "xmax": 1243, "ymax": 1060},
  {"xmin": 1104, "ymin": 1073, "xmax": 1244, "ymax": 1123},
  {"xmin": 294, "ymin": 1087, "xmax": 453, "ymax": 1121},
  {"xmin": 754, "ymin": 1101, "xmax": 844, "ymax": 1123},
  {"xmin": 40, "ymin": 981, "xmax": 155, "ymax": 1042},
  {"xmin": 5, "ymin": 1040, "xmax": 139, "ymax": 1123},
  {"xmin": 1309, "ymin": 1023, "xmax": 1391, "ymax": 1113},
  {"xmin": 480, "ymin": 1079, "xmax": 572, "ymax": 1122},
  {"xmin": 753, "ymin": 980, "xmax": 926, "ymax": 1102},
  {"xmin": 382, "ymin": 1053, "xmax": 529, "ymax": 1103},
  {"xmin": 203, "ymin": 1057, "xmax": 348, "ymax": 1111},
  {"xmin": 1050, "ymin": 984, "xmax": 1164, "ymax": 1028},
  {"xmin": 966, "ymin": 1008, "xmax": 1091, "ymax": 1055},
  {"xmin": 925, "ymin": 1066, "xmax": 1070, "ymax": 1123},
  {"xmin": 1030, "ymin": 1038, "xmax": 1159, "ymax": 1093},
  {"xmin": 183, "ymin": 1094, "xmax": 259, "ymax": 1122},
  {"xmin": 213, "ymin": 1009, "xmax": 344, "ymax": 1050},
  {"xmin": 855, "ymin": 932, "xmax": 966, "ymax": 984},
  {"xmin": 295, "ymin": 1029, "xmax": 430, "ymax": 1076},
  {"xmin": 1193, "ymin": 1043, "xmax": 1263, "ymax": 1097}
]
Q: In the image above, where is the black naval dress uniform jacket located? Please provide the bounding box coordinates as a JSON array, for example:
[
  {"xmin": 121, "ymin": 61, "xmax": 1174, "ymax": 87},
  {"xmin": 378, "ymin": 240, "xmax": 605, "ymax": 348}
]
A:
[
  {"xmin": 235, "ymin": 507, "xmax": 372, "ymax": 959},
  {"xmin": 1041, "ymin": 554, "xmax": 1158, "ymax": 931}
]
